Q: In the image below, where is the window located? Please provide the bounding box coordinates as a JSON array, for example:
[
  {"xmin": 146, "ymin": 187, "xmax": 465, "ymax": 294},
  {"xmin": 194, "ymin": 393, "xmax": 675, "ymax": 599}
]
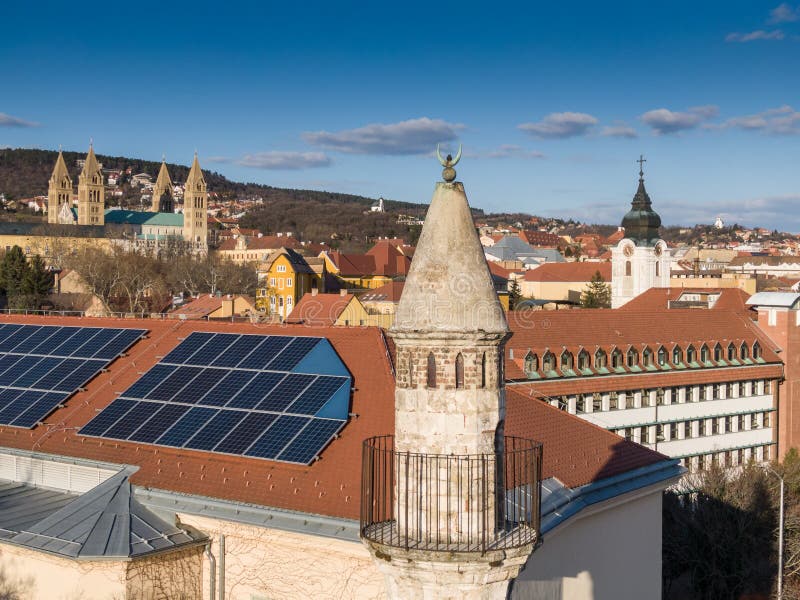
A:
[
  {"xmin": 561, "ymin": 351, "xmax": 574, "ymax": 370},
  {"xmin": 728, "ymin": 343, "xmax": 737, "ymax": 361},
  {"xmin": 740, "ymin": 343, "xmax": 750, "ymax": 360},
  {"xmin": 712, "ymin": 419, "xmax": 719, "ymax": 435},
  {"xmin": 609, "ymin": 391, "xmax": 618, "ymax": 410},
  {"xmin": 714, "ymin": 344, "xmax": 723, "ymax": 362},
  {"xmin": 753, "ymin": 341, "xmax": 761, "ymax": 360},
  {"xmin": 683, "ymin": 421, "xmax": 691, "ymax": 438},
  {"xmin": 277, "ymin": 265, "xmax": 287, "ymax": 272},
  {"xmin": 724, "ymin": 416, "xmax": 732, "ymax": 433},
  {"xmin": 481, "ymin": 353, "xmax": 486, "ymax": 388},
  {"xmin": 764, "ymin": 412, "xmax": 771, "ymax": 427},
  {"xmin": 427, "ymin": 353, "xmax": 436, "ymax": 388},
  {"xmin": 673, "ymin": 346, "xmax": 683, "ymax": 364},
  {"xmin": 611, "ymin": 349, "xmax": 623, "ymax": 368},
  {"xmin": 523, "ymin": 352, "xmax": 538, "ymax": 375},
  {"xmin": 578, "ymin": 350, "xmax": 590, "ymax": 370},
  {"xmin": 543, "ymin": 351, "xmax": 556, "ymax": 371},
  {"xmin": 657, "ymin": 346, "xmax": 667, "ymax": 366},
  {"xmin": 728, "ymin": 382, "xmax": 736, "ymax": 398},
  {"xmin": 455, "ymin": 353, "xmax": 464, "ymax": 389},
  {"xmin": 642, "ymin": 347, "xmax": 653, "ymax": 367},
  {"xmin": 686, "ymin": 345, "xmax": 697, "ymax": 363},
  {"xmin": 576, "ymin": 395, "xmax": 585, "ymax": 413},
  {"xmin": 738, "ymin": 415, "xmax": 745, "ymax": 431},
  {"xmin": 656, "ymin": 261, "xmax": 660, "ymax": 277},
  {"xmin": 698, "ymin": 386, "xmax": 706, "ymax": 401},
  {"xmin": 656, "ymin": 388, "xmax": 664, "ymax": 405},
  {"xmin": 286, "ymin": 296, "xmax": 293, "ymax": 308},
  {"xmin": 287, "ymin": 278, "xmax": 293, "ymax": 287},
  {"xmin": 700, "ymin": 344, "xmax": 710, "ymax": 363},
  {"xmin": 592, "ymin": 393, "xmax": 602, "ymax": 412},
  {"xmin": 626, "ymin": 348, "xmax": 638, "ymax": 368},
  {"xmin": 625, "ymin": 261, "xmax": 632, "ymax": 276},
  {"xmin": 595, "ymin": 349, "xmax": 607, "ymax": 369},
  {"xmin": 641, "ymin": 427, "xmax": 650, "ymax": 444}
]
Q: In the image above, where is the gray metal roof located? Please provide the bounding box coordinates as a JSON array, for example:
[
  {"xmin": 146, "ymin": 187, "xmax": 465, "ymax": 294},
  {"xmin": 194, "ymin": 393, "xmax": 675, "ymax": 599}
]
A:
[
  {"xmin": 2, "ymin": 471, "xmax": 206, "ymax": 559},
  {"xmin": 485, "ymin": 236, "xmax": 565, "ymax": 263},
  {"xmin": 745, "ymin": 292, "xmax": 800, "ymax": 308}
]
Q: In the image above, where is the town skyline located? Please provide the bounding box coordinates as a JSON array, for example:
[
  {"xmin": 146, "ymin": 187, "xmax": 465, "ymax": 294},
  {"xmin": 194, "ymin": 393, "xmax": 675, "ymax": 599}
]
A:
[{"xmin": 2, "ymin": 1, "xmax": 800, "ymax": 230}]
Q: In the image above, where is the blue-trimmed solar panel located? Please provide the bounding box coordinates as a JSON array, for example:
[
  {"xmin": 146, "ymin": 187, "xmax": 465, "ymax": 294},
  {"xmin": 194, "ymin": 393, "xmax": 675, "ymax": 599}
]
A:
[
  {"xmin": 81, "ymin": 332, "xmax": 351, "ymax": 465},
  {"xmin": 0, "ymin": 324, "xmax": 146, "ymax": 429}
]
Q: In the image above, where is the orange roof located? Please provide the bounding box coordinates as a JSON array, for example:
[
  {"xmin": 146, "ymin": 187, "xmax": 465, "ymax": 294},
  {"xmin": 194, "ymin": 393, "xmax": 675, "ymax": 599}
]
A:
[
  {"xmin": 0, "ymin": 314, "xmax": 673, "ymax": 521},
  {"xmin": 620, "ymin": 287, "xmax": 751, "ymax": 313},
  {"xmin": 360, "ymin": 281, "xmax": 405, "ymax": 303},
  {"xmin": 168, "ymin": 294, "xmax": 253, "ymax": 319},
  {"xmin": 286, "ymin": 293, "xmax": 354, "ymax": 325},
  {"xmin": 519, "ymin": 230, "xmax": 562, "ymax": 247},
  {"xmin": 523, "ymin": 262, "xmax": 611, "ymax": 282}
]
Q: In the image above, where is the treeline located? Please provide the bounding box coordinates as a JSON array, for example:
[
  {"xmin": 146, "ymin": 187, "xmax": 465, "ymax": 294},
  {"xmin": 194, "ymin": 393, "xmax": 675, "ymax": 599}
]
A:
[{"xmin": 664, "ymin": 453, "xmax": 800, "ymax": 599}]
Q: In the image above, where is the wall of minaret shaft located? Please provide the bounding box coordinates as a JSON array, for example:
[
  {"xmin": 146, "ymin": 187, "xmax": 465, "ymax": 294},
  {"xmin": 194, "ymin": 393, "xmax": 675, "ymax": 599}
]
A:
[
  {"xmin": 611, "ymin": 238, "xmax": 670, "ymax": 308},
  {"xmin": 77, "ymin": 155, "xmax": 105, "ymax": 226}
]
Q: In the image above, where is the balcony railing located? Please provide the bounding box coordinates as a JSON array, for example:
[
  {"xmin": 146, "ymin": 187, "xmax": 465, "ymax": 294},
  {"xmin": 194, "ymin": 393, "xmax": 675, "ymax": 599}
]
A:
[{"xmin": 360, "ymin": 435, "xmax": 542, "ymax": 553}]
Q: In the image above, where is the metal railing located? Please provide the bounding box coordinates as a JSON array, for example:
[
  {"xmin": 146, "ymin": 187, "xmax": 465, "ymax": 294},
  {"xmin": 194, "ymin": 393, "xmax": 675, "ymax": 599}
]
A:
[{"xmin": 360, "ymin": 435, "xmax": 542, "ymax": 553}]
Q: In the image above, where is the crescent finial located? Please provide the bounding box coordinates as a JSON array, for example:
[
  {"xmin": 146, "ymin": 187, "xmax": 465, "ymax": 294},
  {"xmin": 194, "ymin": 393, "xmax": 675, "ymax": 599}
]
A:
[
  {"xmin": 451, "ymin": 144, "xmax": 462, "ymax": 167},
  {"xmin": 436, "ymin": 144, "xmax": 447, "ymax": 167}
]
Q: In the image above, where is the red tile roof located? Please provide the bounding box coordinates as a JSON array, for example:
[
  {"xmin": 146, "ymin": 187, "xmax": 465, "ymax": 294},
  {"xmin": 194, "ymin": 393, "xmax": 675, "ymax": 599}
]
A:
[
  {"xmin": 359, "ymin": 281, "xmax": 405, "ymax": 303},
  {"xmin": 286, "ymin": 293, "xmax": 354, "ymax": 325},
  {"xmin": 168, "ymin": 295, "xmax": 254, "ymax": 319},
  {"xmin": 523, "ymin": 262, "xmax": 611, "ymax": 282},
  {"xmin": 619, "ymin": 287, "xmax": 751, "ymax": 314},
  {"xmin": 0, "ymin": 315, "xmax": 674, "ymax": 521},
  {"xmin": 519, "ymin": 230, "xmax": 563, "ymax": 247}
]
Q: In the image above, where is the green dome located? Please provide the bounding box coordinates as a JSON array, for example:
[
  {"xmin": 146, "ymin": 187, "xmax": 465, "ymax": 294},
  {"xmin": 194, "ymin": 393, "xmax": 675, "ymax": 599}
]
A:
[{"xmin": 621, "ymin": 177, "xmax": 661, "ymax": 246}]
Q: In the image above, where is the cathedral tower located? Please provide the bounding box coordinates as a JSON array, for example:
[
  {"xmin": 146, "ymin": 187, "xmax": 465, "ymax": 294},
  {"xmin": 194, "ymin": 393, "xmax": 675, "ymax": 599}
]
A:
[
  {"xmin": 361, "ymin": 151, "xmax": 540, "ymax": 599},
  {"xmin": 77, "ymin": 144, "xmax": 105, "ymax": 226},
  {"xmin": 151, "ymin": 158, "xmax": 174, "ymax": 213},
  {"xmin": 182, "ymin": 153, "xmax": 207, "ymax": 250},
  {"xmin": 611, "ymin": 156, "xmax": 670, "ymax": 308},
  {"xmin": 47, "ymin": 150, "xmax": 72, "ymax": 224}
]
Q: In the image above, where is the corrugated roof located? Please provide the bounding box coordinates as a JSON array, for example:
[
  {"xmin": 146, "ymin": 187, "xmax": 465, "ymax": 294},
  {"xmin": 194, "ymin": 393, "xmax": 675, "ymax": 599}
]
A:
[{"xmin": 746, "ymin": 292, "xmax": 800, "ymax": 308}]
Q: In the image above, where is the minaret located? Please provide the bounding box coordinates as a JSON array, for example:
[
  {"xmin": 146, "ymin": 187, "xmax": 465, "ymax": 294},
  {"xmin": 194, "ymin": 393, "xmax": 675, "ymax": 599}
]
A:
[
  {"xmin": 47, "ymin": 149, "xmax": 72, "ymax": 224},
  {"xmin": 611, "ymin": 155, "xmax": 670, "ymax": 308},
  {"xmin": 77, "ymin": 143, "xmax": 105, "ymax": 226},
  {"xmin": 182, "ymin": 153, "xmax": 208, "ymax": 251},
  {"xmin": 361, "ymin": 149, "xmax": 541, "ymax": 599},
  {"xmin": 151, "ymin": 157, "xmax": 174, "ymax": 213}
]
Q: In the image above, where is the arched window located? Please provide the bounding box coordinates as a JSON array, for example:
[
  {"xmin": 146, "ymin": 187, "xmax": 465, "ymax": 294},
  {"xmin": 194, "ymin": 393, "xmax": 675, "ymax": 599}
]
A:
[
  {"xmin": 543, "ymin": 351, "xmax": 556, "ymax": 372},
  {"xmin": 700, "ymin": 344, "xmax": 710, "ymax": 363},
  {"xmin": 740, "ymin": 343, "xmax": 750, "ymax": 360},
  {"xmin": 686, "ymin": 345, "xmax": 697, "ymax": 363},
  {"xmin": 455, "ymin": 353, "xmax": 464, "ymax": 389},
  {"xmin": 714, "ymin": 343, "xmax": 723, "ymax": 362},
  {"xmin": 561, "ymin": 351, "xmax": 574, "ymax": 370},
  {"xmin": 408, "ymin": 354, "xmax": 414, "ymax": 387},
  {"xmin": 524, "ymin": 352, "xmax": 538, "ymax": 375},
  {"xmin": 673, "ymin": 346, "xmax": 683, "ymax": 364},
  {"xmin": 578, "ymin": 350, "xmax": 590, "ymax": 370},
  {"xmin": 595, "ymin": 349, "xmax": 607, "ymax": 368},
  {"xmin": 611, "ymin": 349, "xmax": 623, "ymax": 368},
  {"xmin": 727, "ymin": 343, "xmax": 736, "ymax": 361},
  {"xmin": 753, "ymin": 341, "xmax": 761, "ymax": 360},
  {"xmin": 655, "ymin": 261, "xmax": 660, "ymax": 277},
  {"xmin": 642, "ymin": 347, "xmax": 653, "ymax": 367},
  {"xmin": 626, "ymin": 348, "xmax": 639, "ymax": 368},
  {"xmin": 657, "ymin": 346, "xmax": 667, "ymax": 366},
  {"xmin": 427, "ymin": 353, "xmax": 436, "ymax": 388},
  {"xmin": 481, "ymin": 352, "xmax": 487, "ymax": 388},
  {"xmin": 625, "ymin": 261, "xmax": 632, "ymax": 276}
]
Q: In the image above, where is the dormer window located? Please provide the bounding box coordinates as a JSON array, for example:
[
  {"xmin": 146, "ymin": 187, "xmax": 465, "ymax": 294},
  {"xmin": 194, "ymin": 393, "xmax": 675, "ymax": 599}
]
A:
[
  {"xmin": 642, "ymin": 347, "xmax": 653, "ymax": 367},
  {"xmin": 740, "ymin": 343, "xmax": 750, "ymax": 360},
  {"xmin": 595, "ymin": 349, "xmax": 607, "ymax": 368},
  {"xmin": 542, "ymin": 351, "xmax": 556, "ymax": 372},
  {"xmin": 686, "ymin": 345, "xmax": 697, "ymax": 363},
  {"xmin": 657, "ymin": 346, "xmax": 667, "ymax": 366},
  {"xmin": 753, "ymin": 341, "xmax": 761, "ymax": 360},
  {"xmin": 611, "ymin": 349, "xmax": 623, "ymax": 368},
  {"xmin": 714, "ymin": 343, "xmax": 723, "ymax": 362},
  {"xmin": 727, "ymin": 343, "xmax": 736, "ymax": 361},
  {"xmin": 578, "ymin": 350, "xmax": 590, "ymax": 370},
  {"xmin": 673, "ymin": 346, "xmax": 683, "ymax": 364},
  {"xmin": 700, "ymin": 344, "xmax": 710, "ymax": 363},
  {"xmin": 560, "ymin": 351, "xmax": 574, "ymax": 370},
  {"xmin": 524, "ymin": 352, "xmax": 538, "ymax": 374},
  {"xmin": 626, "ymin": 348, "xmax": 639, "ymax": 368}
]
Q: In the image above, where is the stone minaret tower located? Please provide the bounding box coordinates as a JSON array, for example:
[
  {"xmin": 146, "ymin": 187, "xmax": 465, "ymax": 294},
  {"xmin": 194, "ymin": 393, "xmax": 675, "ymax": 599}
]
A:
[
  {"xmin": 151, "ymin": 158, "xmax": 174, "ymax": 213},
  {"xmin": 611, "ymin": 156, "xmax": 670, "ymax": 308},
  {"xmin": 47, "ymin": 150, "xmax": 72, "ymax": 224},
  {"xmin": 361, "ymin": 151, "xmax": 540, "ymax": 599},
  {"xmin": 182, "ymin": 153, "xmax": 207, "ymax": 250},
  {"xmin": 77, "ymin": 144, "xmax": 105, "ymax": 226}
]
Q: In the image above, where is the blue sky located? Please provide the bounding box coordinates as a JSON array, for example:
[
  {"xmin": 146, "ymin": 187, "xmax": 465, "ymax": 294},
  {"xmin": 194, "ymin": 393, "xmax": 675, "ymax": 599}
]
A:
[{"xmin": 2, "ymin": 1, "xmax": 800, "ymax": 230}]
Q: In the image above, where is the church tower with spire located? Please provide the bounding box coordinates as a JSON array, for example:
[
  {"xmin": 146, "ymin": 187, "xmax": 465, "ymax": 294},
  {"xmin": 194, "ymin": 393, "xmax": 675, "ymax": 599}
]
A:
[
  {"xmin": 611, "ymin": 156, "xmax": 670, "ymax": 308},
  {"xmin": 151, "ymin": 158, "xmax": 174, "ymax": 213},
  {"xmin": 361, "ymin": 151, "xmax": 541, "ymax": 599},
  {"xmin": 47, "ymin": 150, "xmax": 72, "ymax": 224},
  {"xmin": 77, "ymin": 144, "xmax": 105, "ymax": 226},
  {"xmin": 182, "ymin": 153, "xmax": 207, "ymax": 250}
]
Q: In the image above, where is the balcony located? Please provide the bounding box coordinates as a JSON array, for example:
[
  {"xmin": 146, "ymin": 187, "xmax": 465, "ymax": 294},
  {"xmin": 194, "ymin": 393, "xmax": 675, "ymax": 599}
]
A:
[{"xmin": 360, "ymin": 435, "xmax": 542, "ymax": 554}]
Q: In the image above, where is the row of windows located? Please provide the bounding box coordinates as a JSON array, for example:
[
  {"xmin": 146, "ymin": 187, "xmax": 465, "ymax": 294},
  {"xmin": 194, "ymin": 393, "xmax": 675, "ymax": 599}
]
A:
[
  {"xmin": 420, "ymin": 353, "xmax": 487, "ymax": 389},
  {"xmin": 611, "ymin": 411, "xmax": 771, "ymax": 443},
  {"xmin": 680, "ymin": 445, "xmax": 773, "ymax": 473},
  {"xmin": 268, "ymin": 277, "xmax": 293, "ymax": 289},
  {"xmin": 551, "ymin": 380, "xmax": 772, "ymax": 414},
  {"xmin": 523, "ymin": 341, "xmax": 762, "ymax": 375}
]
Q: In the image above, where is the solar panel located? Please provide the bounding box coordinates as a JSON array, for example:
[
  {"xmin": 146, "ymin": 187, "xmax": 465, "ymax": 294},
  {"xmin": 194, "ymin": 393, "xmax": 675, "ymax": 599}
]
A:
[
  {"xmin": 81, "ymin": 332, "xmax": 351, "ymax": 465},
  {"xmin": 0, "ymin": 324, "xmax": 146, "ymax": 429}
]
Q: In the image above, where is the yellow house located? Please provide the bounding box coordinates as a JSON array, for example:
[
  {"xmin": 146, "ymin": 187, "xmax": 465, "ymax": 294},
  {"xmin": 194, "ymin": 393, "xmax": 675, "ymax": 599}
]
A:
[
  {"xmin": 319, "ymin": 241, "xmax": 412, "ymax": 290},
  {"xmin": 256, "ymin": 248, "xmax": 323, "ymax": 319},
  {"xmin": 287, "ymin": 290, "xmax": 393, "ymax": 327}
]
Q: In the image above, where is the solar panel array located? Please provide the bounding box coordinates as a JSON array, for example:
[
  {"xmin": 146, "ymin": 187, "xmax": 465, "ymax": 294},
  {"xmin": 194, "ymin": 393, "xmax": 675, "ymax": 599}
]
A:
[
  {"xmin": 0, "ymin": 324, "xmax": 146, "ymax": 428},
  {"xmin": 81, "ymin": 332, "xmax": 352, "ymax": 465}
]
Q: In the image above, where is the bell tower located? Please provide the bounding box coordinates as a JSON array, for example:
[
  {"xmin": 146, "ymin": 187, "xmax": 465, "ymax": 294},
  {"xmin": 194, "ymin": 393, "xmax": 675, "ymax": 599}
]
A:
[
  {"xmin": 151, "ymin": 157, "xmax": 174, "ymax": 213},
  {"xmin": 77, "ymin": 144, "xmax": 105, "ymax": 226},
  {"xmin": 47, "ymin": 149, "xmax": 72, "ymax": 224},
  {"xmin": 611, "ymin": 156, "xmax": 670, "ymax": 308},
  {"xmin": 182, "ymin": 153, "xmax": 207, "ymax": 251},
  {"xmin": 361, "ymin": 149, "xmax": 541, "ymax": 599}
]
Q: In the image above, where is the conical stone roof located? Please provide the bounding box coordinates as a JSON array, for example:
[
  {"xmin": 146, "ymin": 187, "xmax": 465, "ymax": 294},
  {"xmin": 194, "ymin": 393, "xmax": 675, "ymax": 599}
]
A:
[
  {"xmin": 50, "ymin": 150, "xmax": 70, "ymax": 185},
  {"xmin": 80, "ymin": 144, "xmax": 101, "ymax": 178},
  {"xmin": 186, "ymin": 152, "xmax": 205, "ymax": 187},
  {"xmin": 392, "ymin": 180, "xmax": 507, "ymax": 335}
]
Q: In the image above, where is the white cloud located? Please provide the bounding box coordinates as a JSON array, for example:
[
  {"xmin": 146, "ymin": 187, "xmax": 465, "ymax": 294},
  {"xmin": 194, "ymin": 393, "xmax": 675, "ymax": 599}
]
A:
[
  {"xmin": 719, "ymin": 105, "xmax": 800, "ymax": 134},
  {"xmin": 769, "ymin": 3, "xmax": 800, "ymax": 23},
  {"xmin": 303, "ymin": 117, "xmax": 464, "ymax": 155},
  {"xmin": 486, "ymin": 145, "xmax": 545, "ymax": 159},
  {"xmin": 237, "ymin": 151, "xmax": 332, "ymax": 170},
  {"xmin": 725, "ymin": 29, "xmax": 785, "ymax": 42},
  {"xmin": 205, "ymin": 156, "xmax": 232, "ymax": 164},
  {"xmin": 0, "ymin": 113, "xmax": 38, "ymax": 127},
  {"xmin": 518, "ymin": 112, "xmax": 598, "ymax": 139},
  {"xmin": 600, "ymin": 124, "xmax": 638, "ymax": 138},
  {"xmin": 640, "ymin": 105, "xmax": 719, "ymax": 135}
]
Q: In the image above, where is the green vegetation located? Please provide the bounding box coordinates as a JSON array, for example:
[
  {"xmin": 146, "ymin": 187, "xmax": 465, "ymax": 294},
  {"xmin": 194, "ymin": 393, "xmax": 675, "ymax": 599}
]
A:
[
  {"xmin": 0, "ymin": 246, "xmax": 53, "ymax": 310},
  {"xmin": 580, "ymin": 270, "xmax": 611, "ymax": 308}
]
